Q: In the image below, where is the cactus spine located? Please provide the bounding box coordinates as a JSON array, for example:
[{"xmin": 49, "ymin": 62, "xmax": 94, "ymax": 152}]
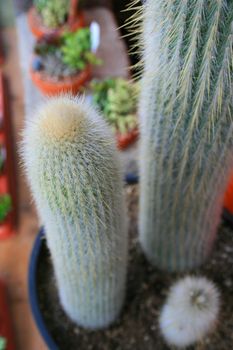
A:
[
  {"xmin": 22, "ymin": 96, "xmax": 128, "ymax": 329},
  {"xmin": 138, "ymin": 0, "xmax": 233, "ymax": 270}
]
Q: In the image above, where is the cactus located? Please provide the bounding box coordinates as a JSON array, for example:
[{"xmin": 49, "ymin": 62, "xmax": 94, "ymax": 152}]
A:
[
  {"xmin": 34, "ymin": 0, "xmax": 69, "ymax": 28},
  {"xmin": 22, "ymin": 96, "xmax": 128, "ymax": 329},
  {"xmin": 136, "ymin": 0, "xmax": 233, "ymax": 270},
  {"xmin": 91, "ymin": 78, "xmax": 138, "ymax": 134},
  {"xmin": 159, "ymin": 276, "xmax": 220, "ymax": 348}
]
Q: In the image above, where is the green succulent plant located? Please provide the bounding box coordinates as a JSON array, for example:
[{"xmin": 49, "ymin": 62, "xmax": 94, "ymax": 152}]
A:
[
  {"xmin": 0, "ymin": 337, "xmax": 6, "ymax": 350},
  {"xmin": 91, "ymin": 78, "xmax": 138, "ymax": 134},
  {"xmin": 34, "ymin": 0, "xmax": 69, "ymax": 28},
  {"xmin": 33, "ymin": 28, "xmax": 100, "ymax": 78},
  {"xmin": 61, "ymin": 28, "xmax": 101, "ymax": 70},
  {"xmin": 0, "ymin": 194, "xmax": 12, "ymax": 223}
]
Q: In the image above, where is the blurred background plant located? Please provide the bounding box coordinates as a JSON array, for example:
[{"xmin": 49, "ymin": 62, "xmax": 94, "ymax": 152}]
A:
[
  {"xmin": 91, "ymin": 78, "xmax": 138, "ymax": 134},
  {"xmin": 33, "ymin": 0, "xmax": 69, "ymax": 28},
  {"xmin": 0, "ymin": 336, "xmax": 6, "ymax": 350},
  {"xmin": 61, "ymin": 27, "xmax": 101, "ymax": 69},
  {"xmin": 0, "ymin": 195, "xmax": 11, "ymax": 223},
  {"xmin": 32, "ymin": 27, "xmax": 99, "ymax": 78}
]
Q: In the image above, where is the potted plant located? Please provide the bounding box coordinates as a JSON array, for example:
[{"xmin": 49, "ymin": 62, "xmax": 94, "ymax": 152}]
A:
[
  {"xmin": 23, "ymin": 0, "xmax": 233, "ymax": 348},
  {"xmin": 90, "ymin": 78, "xmax": 139, "ymax": 149},
  {"xmin": 28, "ymin": 0, "xmax": 84, "ymax": 39},
  {"xmin": 23, "ymin": 96, "xmax": 128, "ymax": 349},
  {"xmin": 0, "ymin": 280, "xmax": 15, "ymax": 350},
  {"xmin": 30, "ymin": 27, "xmax": 100, "ymax": 95},
  {"xmin": 24, "ymin": 98, "xmax": 233, "ymax": 350}
]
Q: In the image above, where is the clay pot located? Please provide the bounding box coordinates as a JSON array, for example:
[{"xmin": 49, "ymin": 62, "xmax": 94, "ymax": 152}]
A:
[
  {"xmin": 117, "ymin": 128, "xmax": 139, "ymax": 150},
  {"xmin": 30, "ymin": 65, "xmax": 91, "ymax": 96}
]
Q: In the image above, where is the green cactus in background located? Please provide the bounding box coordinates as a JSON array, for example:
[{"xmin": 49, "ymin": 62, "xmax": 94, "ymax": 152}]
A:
[
  {"xmin": 136, "ymin": 0, "xmax": 233, "ymax": 271},
  {"xmin": 0, "ymin": 194, "xmax": 12, "ymax": 223},
  {"xmin": 34, "ymin": 0, "xmax": 69, "ymax": 28},
  {"xmin": 61, "ymin": 28, "xmax": 101, "ymax": 70},
  {"xmin": 91, "ymin": 78, "xmax": 138, "ymax": 134},
  {"xmin": 22, "ymin": 96, "xmax": 128, "ymax": 329}
]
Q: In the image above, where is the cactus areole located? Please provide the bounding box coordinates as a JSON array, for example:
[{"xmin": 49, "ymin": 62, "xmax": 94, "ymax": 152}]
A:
[
  {"xmin": 23, "ymin": 96, "xmax": 128, "ymax": 329},
  {"xmin": 138, "ymin": 0, "xmax": 233, "ymax": 271}
]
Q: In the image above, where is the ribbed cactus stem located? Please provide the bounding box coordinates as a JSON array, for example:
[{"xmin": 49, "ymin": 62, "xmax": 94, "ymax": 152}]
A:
[
  {"xmin": 138, "ymin": 0, "xmax": 233, "ymax": 271},
  {"xmin": 22, "ymin": 96, "xmax": 128, "ymax": 329}
]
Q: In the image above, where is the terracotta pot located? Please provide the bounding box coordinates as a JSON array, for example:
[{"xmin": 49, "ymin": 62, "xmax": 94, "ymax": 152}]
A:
[
  {"xmin": 117, "ymin": 128, "xmax": 139, "ymax": 150},
  {"xmin": 0, "ymin": 175, "xmax": 7, "ymax": 193},
  {"xmin": 224, "ymin": 173, "xmax": 233, "ymax": 216},
  {"xmin": 0, "ymin": 280, "xmax": 15, "ymax": 350},
  {"xmin": 30, "ymin": 65, "xmax": 91, "ymax": 96},
  {"xmin": 27, "ymin": 6, "xmax": 85, "ymax": 39},
  {"xmin": 0, "ymin": 216, "xmax": 14, "ymax": 240}
]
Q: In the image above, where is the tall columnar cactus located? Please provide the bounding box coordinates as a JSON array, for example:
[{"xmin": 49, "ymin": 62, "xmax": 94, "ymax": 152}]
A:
[
  {"xmin": 137, "ymin": 0, "xmax": 233, "ymax": 271},
  {"xmin": 22, "ymin": 96, "xmax": 128, "ymax": 329}
]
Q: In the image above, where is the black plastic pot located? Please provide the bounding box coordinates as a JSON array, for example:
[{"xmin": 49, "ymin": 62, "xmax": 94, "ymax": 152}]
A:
[{"xmin": 28, "ymin": 228, "xmax": 58, "ymax": 350}]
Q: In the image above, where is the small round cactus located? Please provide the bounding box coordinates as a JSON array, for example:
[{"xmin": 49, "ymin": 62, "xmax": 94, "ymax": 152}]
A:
[
  {"xmin": 22, "ymin": 96, "xmax": 128, "ymax": 329},
  {"xmin": 159, "ymin": 276, "xmax": 220, "ymax": 348}
]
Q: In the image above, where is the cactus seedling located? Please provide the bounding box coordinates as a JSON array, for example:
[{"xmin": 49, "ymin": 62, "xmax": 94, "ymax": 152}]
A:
[
  {"xmin": 22, "ymin": 96, "xmax": 128, "ymax": 329},
  {"xmin": 159, "ymin": 276, "xmax": 220, "ymax": 348}
]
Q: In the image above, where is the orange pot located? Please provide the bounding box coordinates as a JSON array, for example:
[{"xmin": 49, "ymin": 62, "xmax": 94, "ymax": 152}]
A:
[
  {"xmin": 27, "ymin": 6, "xmax": 85, "ymax": 39},
  {"xmin": 224, "ymin": 173, "xmax": 233, "ymax": 215},
  {"xmin": 30, "ymin": 65, "xmax": 91, "ymax": 96},
  {"xmin": 0, "ymin": 175, "xmax": 7, "ymax": 194},
  {"xmin": 117, "ymin": 128, "xmax": 139, "ymax": 150},
  {"xmin": 0, "ymin": 216, "xmax": 14, "ymax": 240}
]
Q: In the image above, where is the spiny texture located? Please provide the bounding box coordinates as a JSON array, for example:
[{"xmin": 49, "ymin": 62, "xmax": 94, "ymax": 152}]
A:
[
  {"xmin": 138, "ymin": 0, "xmax": 233, "ymax": 270},
  {"xmin": 22, "ymin": 96, "xmax": 128, "ymax": 329},
  {"xmin": 159, "ymin": 276, "xmax": 220, "ymax": 348}
]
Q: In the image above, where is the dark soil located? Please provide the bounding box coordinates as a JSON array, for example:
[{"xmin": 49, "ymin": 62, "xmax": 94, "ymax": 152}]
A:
[{"xmin": 38, "ymin": 185, "xmax": 233, "ymax": 350}]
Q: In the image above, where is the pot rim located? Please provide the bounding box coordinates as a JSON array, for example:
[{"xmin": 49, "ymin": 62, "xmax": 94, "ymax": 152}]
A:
[{"xmin": 28, "ymin": 228, "xmax": 58, "ymax": 350}]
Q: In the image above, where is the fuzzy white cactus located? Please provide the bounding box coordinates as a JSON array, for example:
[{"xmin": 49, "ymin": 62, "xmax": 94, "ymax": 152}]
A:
[
  {"xmin": 22, "ymin": 96, "xmax": 128, "ymax": 329},
  {"xmin": 159, "ymin": 276, "xmax": 220, "ymax": 348},
  {"xmin": 133, "ymin": 0, "xmax": 233, "ymax": 271}
]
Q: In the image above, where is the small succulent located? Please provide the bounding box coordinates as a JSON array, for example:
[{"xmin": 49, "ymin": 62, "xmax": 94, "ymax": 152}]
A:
[
  {"xmin": 61, "ymin": 28, "xmax": 101, "ymax": 70},
  {"xmin": 159, "ymin": 276, "xmax": 220, "ymax": 348},
  {"xmin": 91, "ymin": 78, "xmax": 138, "ymax": 134},
  {"xmin": 32, "ymin": 28, "xmax": 99, "ymax": 78},
  {"xmin": 0, "ymin": 194, "xmax": 12, "ymax": 223},
  {"xmin": 41, "ymin": 49, "xmax": 77, "ymax": 79},
  {"xmin": 34, "ymin": 0, "xmax": 69, "ymax": 28}
]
